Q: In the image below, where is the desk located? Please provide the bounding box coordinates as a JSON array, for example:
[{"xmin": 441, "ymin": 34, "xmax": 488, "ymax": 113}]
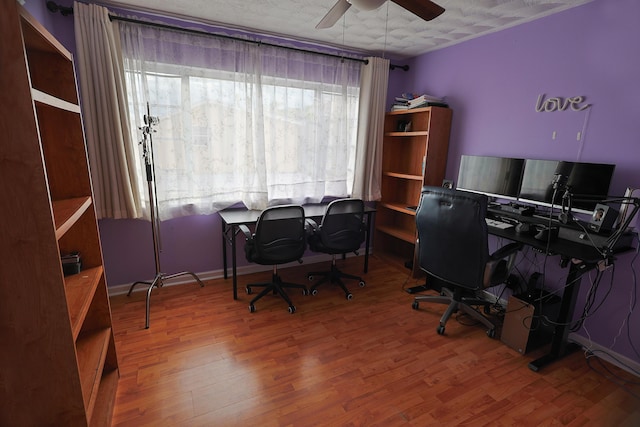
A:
[
  {"xmin": 219, "ymin": 204, "xmax": 375, "ymax": 300},
  {"xmin": 487, "ymin": 215, "xmax": 633, "ymax": 372}
]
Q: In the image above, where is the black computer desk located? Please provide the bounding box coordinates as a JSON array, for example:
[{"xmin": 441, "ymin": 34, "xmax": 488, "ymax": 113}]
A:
[
  {"xmin": 219, "ymin": 204, "xmax": 376, "ymax": 300},
  {"xmin": 487, "ymin": 207, "xmax": 635, "ymax": 372}
]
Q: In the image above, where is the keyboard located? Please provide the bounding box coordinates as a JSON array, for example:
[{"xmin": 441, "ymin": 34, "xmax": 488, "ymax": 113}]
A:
[{"xmin": 485, "ymin": 218, "xmax": 514, "ymax": 229}]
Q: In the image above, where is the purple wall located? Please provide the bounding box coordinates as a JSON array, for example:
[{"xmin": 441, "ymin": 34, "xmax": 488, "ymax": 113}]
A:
[
  {"xmin": 388, "ymin": 0, "xmax": 639, "ymax": 364},
  {"xmin": 26, "ymin": 0, "xmax": 639, "ymax": 363},
  {"xmin": 390, "ymin": 0, "xmax": 640, "ymax": 200}
]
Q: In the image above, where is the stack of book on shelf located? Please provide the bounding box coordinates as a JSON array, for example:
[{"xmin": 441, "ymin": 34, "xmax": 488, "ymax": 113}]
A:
[{"xmin": 391, "ymin": 93, "xmax": 448, "ymax": 111}]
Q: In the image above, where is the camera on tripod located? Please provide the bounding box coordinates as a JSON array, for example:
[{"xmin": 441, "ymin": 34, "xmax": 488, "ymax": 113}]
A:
[{"xmin": 144, "ymin": 114, "xmax": 159, "ymax": 126}]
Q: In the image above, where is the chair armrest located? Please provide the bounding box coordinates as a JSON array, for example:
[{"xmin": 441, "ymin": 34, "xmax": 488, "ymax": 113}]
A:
[
  {"xmin": 305, "ymin": 218, "xmax": 318, "ymax": 231},
  {"xmin": 485, "ymin": 242, "xmax": 523, "ymax": 287},
  {"xmin": 489, "ymin": 242, "xmax": 523, "ymax": 261},
  {"xmin": 238, "ymin": 224, "xmax": 252, "ymax": 239}
]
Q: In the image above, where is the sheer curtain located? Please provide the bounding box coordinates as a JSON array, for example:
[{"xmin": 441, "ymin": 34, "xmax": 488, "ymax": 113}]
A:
[
  {"xmin": 118, "ymin": 22, "xmax": 362, "ymax": 219},
  {"xmin": 73, "ymin": 2, "xmax": 142, "ymax": 219}
]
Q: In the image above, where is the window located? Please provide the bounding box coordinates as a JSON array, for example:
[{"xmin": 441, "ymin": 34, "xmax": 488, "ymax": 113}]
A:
[{"xmin": 120, "ymin": 23, "xmax": 362, "ymax": 219}]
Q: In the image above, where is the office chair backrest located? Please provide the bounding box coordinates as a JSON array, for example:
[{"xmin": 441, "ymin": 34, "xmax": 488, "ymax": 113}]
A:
[
  {"xmin": 247, "ymin": 205, "xmax": 307, "ymax": 264},
  {"xmin": 316, "ymin": 198, "xmax": 365, "ymax": 253},
  {"xmin": 416, "ymin": 186, "xmax": 490, "ymax": 290}
]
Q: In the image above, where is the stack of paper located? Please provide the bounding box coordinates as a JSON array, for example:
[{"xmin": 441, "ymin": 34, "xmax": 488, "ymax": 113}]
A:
[{"xmin": 391, "ymin": 93, "xmax": 448, "ymax": 111}]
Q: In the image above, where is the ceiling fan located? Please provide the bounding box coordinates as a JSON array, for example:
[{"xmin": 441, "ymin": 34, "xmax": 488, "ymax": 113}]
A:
[{"xmin": 316, "ymin": 0, "xmax": 445, "ymax": 29}]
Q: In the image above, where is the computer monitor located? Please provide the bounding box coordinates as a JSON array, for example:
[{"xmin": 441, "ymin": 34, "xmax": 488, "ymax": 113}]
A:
[
  {"xmin": 456, "ymin": 155, "xmax": 525, "ymax": 201},
  {"xmin": 518, "ymin": 159, "xmax": 615, "ymax": 214}
]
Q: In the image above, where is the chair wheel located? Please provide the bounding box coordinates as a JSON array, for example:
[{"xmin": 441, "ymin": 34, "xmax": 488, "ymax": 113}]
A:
[
  {"xmin": 246, "ymin": 286, "xmax": 252, "ymax": 295},
  {"xmin": 412, "ymin": 301, "xmax": 419, "ymax": 310},
  {"xmin": 346, "ymin": 293, "xmax": 353, "ymax": 300},
  {"xmin": 359, "ymin": 280, "xmax": 366, "ymax": 287},
  {"xmin": 437, "ymin": 325, "xmax": 445, "ymax": 335},
  {"xmin": 288, "ymin": 305, "xmax": 296, "ymax": 314},
  {"xmin": 308, "ymin": 275, "xmax": 314, "ymax": 281},
  {"xmin": 311, "ymin": 289, "xmax": 318, "ymax": 296},
  {"xmin": 302, "ymin": 288, "xmax": 309, "ymax": 296},
  {"xmin": 487, "ymin": 329, "xmax": 496, "ymax": 339},
  {"xmin": 249, "ymin": 304, "xmax": 256, "ymax": 313}
]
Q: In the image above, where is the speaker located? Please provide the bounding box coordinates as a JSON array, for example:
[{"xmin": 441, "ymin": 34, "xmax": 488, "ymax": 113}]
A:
[{"xmin": 587, "ymin": 203, "xmax": 618, "ymax": 233}]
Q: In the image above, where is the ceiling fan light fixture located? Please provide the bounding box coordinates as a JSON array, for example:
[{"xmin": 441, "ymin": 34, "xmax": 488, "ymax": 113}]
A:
[
  {"xmin": 317, "ymin": 0, "xmax": 444, "ymax": 30},
  {"xmin": 349, "ymin": 0, "xmax": 387, "ymax": 11}
]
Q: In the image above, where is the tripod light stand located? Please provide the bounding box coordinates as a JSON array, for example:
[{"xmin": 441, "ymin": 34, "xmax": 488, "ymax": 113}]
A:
[{"xmin": 127, "ymin": 103, "xmax": 204, "ymax": 328}]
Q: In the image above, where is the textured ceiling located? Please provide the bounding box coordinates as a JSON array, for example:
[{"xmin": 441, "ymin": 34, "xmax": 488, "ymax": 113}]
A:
[{"xmin": 100, "ymin": 0, "xmax": 594, "ymax": 59}]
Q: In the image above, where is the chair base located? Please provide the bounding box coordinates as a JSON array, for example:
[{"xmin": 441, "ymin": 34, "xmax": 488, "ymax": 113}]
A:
[
  {"xmin": 246, "ymin": 271, "xmax": 307, "ymax": 313},
  {"xmin": 412, "ymin": 287, "xmax": 497, "ymax": 338},
  {"xmin": 307, "ymin": 257, "xmax": 365, "ymax": 300}
]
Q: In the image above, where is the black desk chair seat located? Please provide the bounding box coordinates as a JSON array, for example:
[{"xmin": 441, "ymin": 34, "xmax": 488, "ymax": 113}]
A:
[
  {"xmin": 240, "ymin": 205, "xmax": 308, "ymax": 313},
  {"xmin": 306, "ymin": 198, "xmax": 366, "ymax": 300},
  {"xmin": 412, "ymin": 187, "xmax": 522, "ymax": 338}
]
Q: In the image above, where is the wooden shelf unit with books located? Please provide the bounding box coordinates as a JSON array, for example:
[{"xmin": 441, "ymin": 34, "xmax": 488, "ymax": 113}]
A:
[
  {"xmin": 376, "ymin": 106, "xmax": 452, "ymax": 276},
  {"xmin": 0, "ymin": 4, "xmax": 118, "ymax": 426}
]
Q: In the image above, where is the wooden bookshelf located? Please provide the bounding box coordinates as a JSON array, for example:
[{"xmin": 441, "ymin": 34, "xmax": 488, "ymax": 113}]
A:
[
  {"xmin": 375, "ymin": 106, "xmax": 452, "ymax": 276},
  {"xmin": 0, "ymin": 4, "xmax": 119, "ymax": 425}
]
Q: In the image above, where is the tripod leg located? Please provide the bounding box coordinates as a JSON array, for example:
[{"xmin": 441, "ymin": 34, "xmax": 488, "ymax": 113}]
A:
[
  {"xmin": 127, "ymin": 280, "xmax": 152, "ymax": 296},
  {"xmin": 163, "ymin": 271, "xmax": 205, "ymax": 287},
  {"xmin": 145, "ymin": 275, "xmax": 162, "ymax": 329}
]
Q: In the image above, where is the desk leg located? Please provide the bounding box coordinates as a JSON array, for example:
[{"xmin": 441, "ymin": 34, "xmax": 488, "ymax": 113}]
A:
[
  {"xmin": 221, "ymin": 220, "xmax": 228, "ymax": 279},
  {"xmin": 528, "ymin": 261, "xmax": 586, "ymax": 372},
  {"xmin": 232, "ymin": 224, "xmax": 238, "ymax": 300},
  {"xmin": 364, "ymin": 211, "xmax": 373, "ymax": 273}
]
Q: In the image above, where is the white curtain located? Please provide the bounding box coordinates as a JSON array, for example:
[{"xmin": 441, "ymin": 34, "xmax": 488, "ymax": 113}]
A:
[
  {"xmin": 117, "ymin": 22, "xmax": 363, "ymax": 219},
  {"xmin": 352, "ymin": 56, "xmax": 389, "ymax": 201},
  {"xmin": 73, "ymin": 2, "xmax": 142, "ymax": 219}
]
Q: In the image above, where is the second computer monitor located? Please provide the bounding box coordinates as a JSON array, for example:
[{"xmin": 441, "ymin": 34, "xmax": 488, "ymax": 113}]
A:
[
  {"xmin": 518, "ymin": 159, "xmax": 615, "ymax": 214},
  {"xmin": 457, "ymin": 155, "xmax": 525, "ymax": 201}
]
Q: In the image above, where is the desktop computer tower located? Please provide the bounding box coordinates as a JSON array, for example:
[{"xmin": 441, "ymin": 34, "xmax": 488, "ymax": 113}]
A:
[{"xmin": 501, "ymin": 290, "xmax": 560, "ymax": 355}]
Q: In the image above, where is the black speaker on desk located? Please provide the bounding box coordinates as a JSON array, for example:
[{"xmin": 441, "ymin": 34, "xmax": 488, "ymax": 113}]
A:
[
  {"xmin": 587, "ymin": 203, "xmax": 618, "ymax": 233},
  {"xmin": 501, "ymin": 289, "xmax": 560, "ymax": 355}
]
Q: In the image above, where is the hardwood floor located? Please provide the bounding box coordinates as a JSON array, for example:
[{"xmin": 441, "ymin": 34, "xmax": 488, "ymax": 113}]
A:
[{"xmin": 109, "ymin": 256, "xmax": 639, "ymax": 426}]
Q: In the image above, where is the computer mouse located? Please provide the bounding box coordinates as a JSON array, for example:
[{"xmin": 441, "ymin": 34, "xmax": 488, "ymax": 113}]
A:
[
  {"xmin": 534, "ymin": 226, "xmax": 559, "ymax": 241},
  {"xmin": 515, "ymin": 223, "xmax": 532, "ymax": 234}
]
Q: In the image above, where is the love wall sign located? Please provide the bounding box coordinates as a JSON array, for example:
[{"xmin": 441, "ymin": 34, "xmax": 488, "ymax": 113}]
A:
[{"xmin": 535, "ymin": 94, "xmax": 591, "ymax": 112}]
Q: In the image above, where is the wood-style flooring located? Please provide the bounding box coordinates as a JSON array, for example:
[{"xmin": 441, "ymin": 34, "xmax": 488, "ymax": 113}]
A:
[{"xmin": 109, "ymin": 255, "xmax": 640, "ymax": 426}]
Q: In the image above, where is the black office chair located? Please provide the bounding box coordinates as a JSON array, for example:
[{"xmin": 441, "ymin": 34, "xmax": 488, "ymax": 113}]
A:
[
  {"xmin": 240, "ymin": 205, "xmax": 308, "ymax": 313},
  {"xmin": 411, "ymin": 186, "xmax": 522, "ymax": 338},
  {"xmin": 306, "ymin": 198, "xmax": 366, "ymax": 300}
]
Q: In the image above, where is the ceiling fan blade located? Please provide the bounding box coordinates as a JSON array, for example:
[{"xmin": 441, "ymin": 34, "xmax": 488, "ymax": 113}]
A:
[
  {"xmin": 392, "ymin": 0, "xmax": 445, "ymax": 21},
  {"xmin": 316, "ymin": 0, "xmax": 352, "ymax": 29}
]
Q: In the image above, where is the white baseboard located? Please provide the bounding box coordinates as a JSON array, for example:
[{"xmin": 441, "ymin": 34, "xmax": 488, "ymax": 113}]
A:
[
  {"xmin": 568, "ymin": 333, "xmax": 640, "ymax": 377},
  {"xmin": 107, "ymin": 253, "xmax": 337, "ymax": 296}
]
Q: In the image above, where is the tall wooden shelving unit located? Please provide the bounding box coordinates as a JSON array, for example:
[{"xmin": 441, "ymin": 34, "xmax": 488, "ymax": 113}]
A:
[
  {"xmin": 0, "ymin": 3, "xmax": 119, "ymax": 426},
  {"xmin": 375, "ymin": 106, "xmax": 452, "ymax": 276}
]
